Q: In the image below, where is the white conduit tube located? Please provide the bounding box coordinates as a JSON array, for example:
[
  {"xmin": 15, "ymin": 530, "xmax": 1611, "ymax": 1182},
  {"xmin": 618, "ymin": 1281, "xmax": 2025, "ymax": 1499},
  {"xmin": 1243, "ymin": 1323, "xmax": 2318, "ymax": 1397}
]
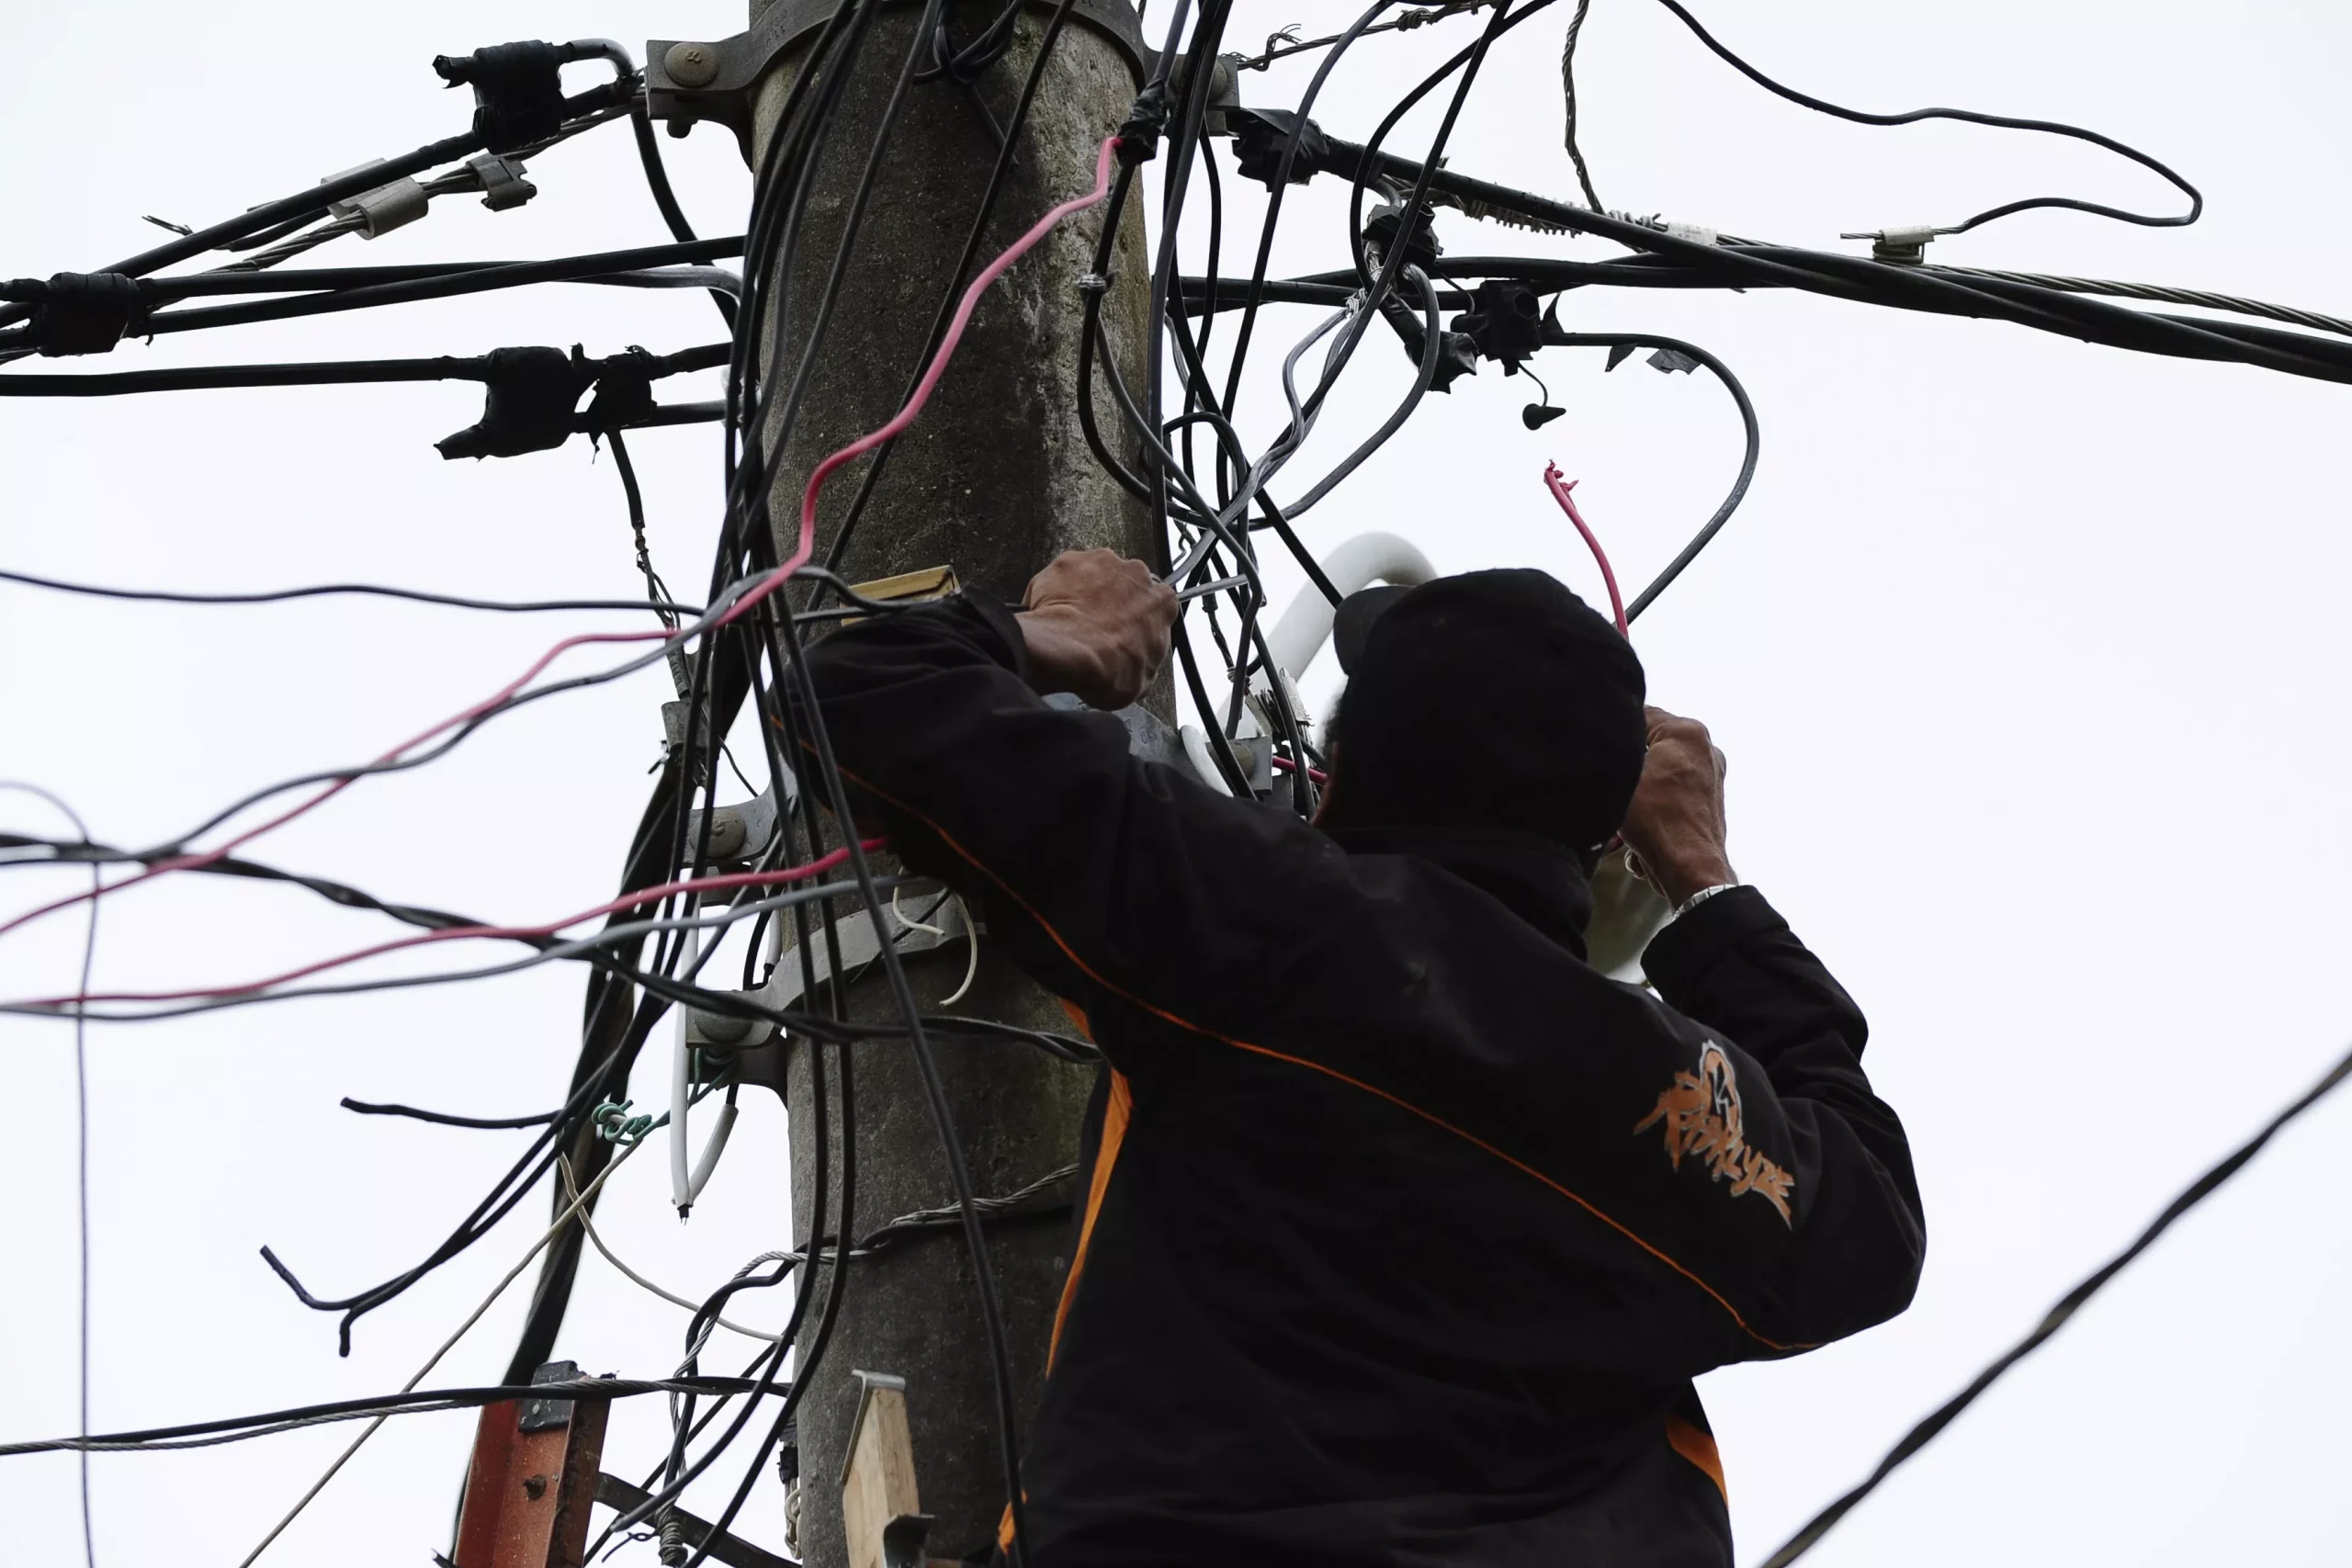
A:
[
  {"xmin": 1265, "ymin": 531, "xmax": 1437, "ymax": 682},
  {"xmin": 670, "ymin": 925, "xmax": 739, "ymax": 1218}
]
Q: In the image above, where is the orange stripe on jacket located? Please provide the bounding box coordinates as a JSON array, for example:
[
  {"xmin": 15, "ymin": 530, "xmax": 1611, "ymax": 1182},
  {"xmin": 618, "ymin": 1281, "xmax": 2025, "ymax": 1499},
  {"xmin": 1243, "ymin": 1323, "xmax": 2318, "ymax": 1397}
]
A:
[
  {"xmin": 1004, "ymin": 1007, "xmax": 1125, "ymax": 1555},
  {"xmin": 1665, "ymin": 1415, "xmax": 1727, "ymax": 1503},
  {"xmin": 1050, "ymin": 1066, "xmax": 1130, "ymax": 1370}
]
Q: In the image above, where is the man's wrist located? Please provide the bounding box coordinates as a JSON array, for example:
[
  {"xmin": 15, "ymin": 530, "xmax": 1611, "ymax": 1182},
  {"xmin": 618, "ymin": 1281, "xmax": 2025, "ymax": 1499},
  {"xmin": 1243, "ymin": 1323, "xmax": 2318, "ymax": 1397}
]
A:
[
  {"xmin": 1671, "ymin": 880, "xmax": 1741, "ymax": 919},
  {"xmin": 1648, "ymin": 852, "xmax": 1736, "ymax": 909}
]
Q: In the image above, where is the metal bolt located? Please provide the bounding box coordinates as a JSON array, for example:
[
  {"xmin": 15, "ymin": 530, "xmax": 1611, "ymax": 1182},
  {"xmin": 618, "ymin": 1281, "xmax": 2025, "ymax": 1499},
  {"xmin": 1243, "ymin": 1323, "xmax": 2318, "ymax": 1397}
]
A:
[
  {"xmin": 665, "ymin": 42, "xmax": 719, "ymax": 87},
  {"xmin": 521, "ymin": 1473, "xmax": 548, "ymax": 1500}
]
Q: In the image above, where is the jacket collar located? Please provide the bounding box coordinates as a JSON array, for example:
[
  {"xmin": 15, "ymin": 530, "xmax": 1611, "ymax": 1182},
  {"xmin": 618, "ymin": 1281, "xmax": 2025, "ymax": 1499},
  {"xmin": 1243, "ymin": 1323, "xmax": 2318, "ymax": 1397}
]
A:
[{"xmin": 1324, "ymin": 824, "xmax": 1594, "ymax": 960}]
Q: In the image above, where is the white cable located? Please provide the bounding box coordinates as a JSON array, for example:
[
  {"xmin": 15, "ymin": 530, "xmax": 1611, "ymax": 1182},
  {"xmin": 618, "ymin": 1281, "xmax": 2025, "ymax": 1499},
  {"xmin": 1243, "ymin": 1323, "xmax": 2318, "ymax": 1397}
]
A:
[
  {"xmin": 939, "ymin": 895, "xmax": 980, "ymax": 1008},
  {"xmin": 671, "ymin": 926, "xmax": 699, "ymax": 1214},
  {"xmin": 889, "ymin": 884, "xmax": 946, "ymax": 937},
  {"xmin": 559, "ymin": 1157, "xmax": 781, "ymax": 1342}
]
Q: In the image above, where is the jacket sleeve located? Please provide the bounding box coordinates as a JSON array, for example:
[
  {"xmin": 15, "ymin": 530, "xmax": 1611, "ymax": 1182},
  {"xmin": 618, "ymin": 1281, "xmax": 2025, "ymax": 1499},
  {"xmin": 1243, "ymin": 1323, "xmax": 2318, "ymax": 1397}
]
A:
[{"xmin": 1635, "ymin": 888, "xmax": 1928, "ymax": 1351}]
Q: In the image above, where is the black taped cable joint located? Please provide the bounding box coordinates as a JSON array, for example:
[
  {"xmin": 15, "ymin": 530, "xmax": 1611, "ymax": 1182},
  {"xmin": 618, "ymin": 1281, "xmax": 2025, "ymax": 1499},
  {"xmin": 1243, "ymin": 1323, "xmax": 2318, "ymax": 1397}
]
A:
[{"xmin": 3, "ymin": 272, "xmax": 146, "ymax": 356}]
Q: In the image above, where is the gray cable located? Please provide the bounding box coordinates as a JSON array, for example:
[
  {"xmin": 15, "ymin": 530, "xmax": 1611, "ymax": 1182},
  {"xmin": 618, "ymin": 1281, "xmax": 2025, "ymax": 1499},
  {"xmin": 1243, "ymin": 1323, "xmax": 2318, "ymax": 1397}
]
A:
[
  {"xmin": 1283, "ymin": 267, "xmax": 1447, "ymax": 519},
  {"xmin": 0, "ymin": 782, "xmax": 99, "ymax": 1568}
]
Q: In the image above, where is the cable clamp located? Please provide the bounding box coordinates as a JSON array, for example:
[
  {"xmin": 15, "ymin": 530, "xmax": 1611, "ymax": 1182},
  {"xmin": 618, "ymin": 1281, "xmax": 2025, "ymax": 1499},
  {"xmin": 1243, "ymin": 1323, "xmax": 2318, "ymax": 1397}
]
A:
[
  {"xmin": 1077, "ymin": 272, "xmax": 1112, "ymax": 296},
  {"xmin": 462, "ymin": 152, "xmax": 539, "ymax": 212},
  {"xmin": 321, "ymin": 160, "xmax": 429, "ymax": 240},
  {"xmin": 1840, "ymin": 224, "xmax": 1945, "ymax": 265}
]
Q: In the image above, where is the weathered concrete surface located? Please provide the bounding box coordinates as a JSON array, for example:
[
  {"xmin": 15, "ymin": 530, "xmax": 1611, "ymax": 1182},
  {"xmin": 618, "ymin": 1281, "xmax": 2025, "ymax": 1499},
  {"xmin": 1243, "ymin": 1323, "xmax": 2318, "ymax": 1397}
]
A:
[{"xmin": 747, "ymin": 4, "xmax": 1154, "ymax": 1562}]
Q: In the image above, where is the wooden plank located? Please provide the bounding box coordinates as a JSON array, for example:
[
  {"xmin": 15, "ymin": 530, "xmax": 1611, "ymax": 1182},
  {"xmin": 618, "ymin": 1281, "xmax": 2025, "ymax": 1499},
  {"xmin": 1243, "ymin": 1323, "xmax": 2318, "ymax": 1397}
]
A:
[{"xmin": 840, "ymin": 1371, "xmax": 926, "ymax": 1568}]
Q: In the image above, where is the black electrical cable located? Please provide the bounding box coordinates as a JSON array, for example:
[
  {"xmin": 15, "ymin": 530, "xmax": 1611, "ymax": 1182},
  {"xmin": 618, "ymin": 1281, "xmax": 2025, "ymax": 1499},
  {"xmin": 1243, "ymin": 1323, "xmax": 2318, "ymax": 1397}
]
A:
[
  {"xmin": 1762, "ymin": 1034, "xmax": 2352, "ymax": 1567},
  {"xmin": 1141, "ymin": 0, "xmax": 1238, "ymax": 555},
  {"xmin": 1215, "ymin": 1, "xmax": 1396, "ymax": 427},
  {"xmin": 749, "ymin": 0, "xmax": 956, "ymax": 534},
  {"xmin": 1230, "ymin": 0, "xmax": 1497, "ymax": 70},
  {"xmin": 1559, "ymin": 0, "xmax": 1603, "ymax": 210},
  {"xmin": 0, "ymin": 73, "xmax": 636, "ymax": 333},
  {"xmin": 665, "ymin": 0, "xmax": 922, "ymax": 1208},
  {"xmin": 122, "ymin": 240, "xmax": 745, "ymax": 339},
  {"xmin": 708, "ymin": 0, "xmax": 886, "ymax": 691},
  {"xmin": 770, "ymin": 604, "xmax": 1038, "ymax": 1568},
  {"xmin": 632, "ymin": 105, "xmax": 740, "ymax": 328},
  {"xmin": 0, "ymin": 567, "xmax": 705, "ymax": 617},
  {"xmin": 14, "ymin": 238, "xmax": 741, "ymax": 304},
  {"xmin": 1158, "ymin": 306, "xmax": 1342, "ymax": 604},
  {"xmin": 1341, "ymin": 0, "xmax": 1555, "ymax": 302},
  {"xmin": 0, "ymin": 357, "xmax": 494, "ymax": 396},
  {"xmin": 339, "ymin": 1099, "xmax": 561, "ymax": 1130},
  {"xmin": 1644, "ymin": 0, "xmax": 2200, "ymax": 237},
  {"xmin": 605, "ymin": 427, "xmax": 684, "ymax": 628},
  {"xmin": 1190, "ymin": 132, "xmax": 1224, "ymax": 491},
  {"xmin": 1286, "ymin": 133, "xmax": 2352, "ymax": 383},
  {"xmin": 0, "ymin": 342, "xmax": 731, "ymax": 399},
  {"xmin": 812, "ymin": 0, "xmax": 1087, "ymax": 592},
  {"xmin": 607, "ymin": 648, "xmax": 859, "ymax": 1562},
  {"xmin": 520, "ymin": 0, "xmax": 878, "ymax": 1418},
  {"xmin": 1072, "ymin": 167, "xmax": 1162, "ymax": 509}
]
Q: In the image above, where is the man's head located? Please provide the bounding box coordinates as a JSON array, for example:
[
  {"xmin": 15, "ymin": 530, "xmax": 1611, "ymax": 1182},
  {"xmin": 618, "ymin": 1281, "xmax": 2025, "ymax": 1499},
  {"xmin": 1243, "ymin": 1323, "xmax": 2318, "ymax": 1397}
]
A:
[{"xmin": 1320, "ymin": 569, "xmax": 1647, "ymax": 855}]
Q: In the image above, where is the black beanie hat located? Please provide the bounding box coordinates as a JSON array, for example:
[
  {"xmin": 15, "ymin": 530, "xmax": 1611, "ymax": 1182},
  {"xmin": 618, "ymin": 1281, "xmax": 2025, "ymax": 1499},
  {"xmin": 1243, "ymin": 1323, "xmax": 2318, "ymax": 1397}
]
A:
[{"xmin": 1327, "ymin": 569, "xmax": 1647, "ymax": 851}]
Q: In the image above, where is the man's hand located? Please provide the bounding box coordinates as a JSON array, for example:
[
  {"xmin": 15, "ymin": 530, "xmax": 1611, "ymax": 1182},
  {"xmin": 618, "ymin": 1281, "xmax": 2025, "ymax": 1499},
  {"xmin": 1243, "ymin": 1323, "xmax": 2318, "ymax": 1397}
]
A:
[
  {"xmin": 1015, "ymin": 548, "xmax": 1177, "ymax": 710},
  {"xmin": 1619, "ymin": 705, "xmax": 1736, "ymax": 908}
]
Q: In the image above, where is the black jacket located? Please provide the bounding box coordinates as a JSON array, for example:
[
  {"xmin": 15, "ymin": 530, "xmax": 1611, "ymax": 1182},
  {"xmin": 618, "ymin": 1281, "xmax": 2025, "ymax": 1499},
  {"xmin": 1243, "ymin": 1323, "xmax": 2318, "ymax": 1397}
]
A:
[{"xmin": 802, "ymin": 597, "xmax": 1927, "ymax": 1567}]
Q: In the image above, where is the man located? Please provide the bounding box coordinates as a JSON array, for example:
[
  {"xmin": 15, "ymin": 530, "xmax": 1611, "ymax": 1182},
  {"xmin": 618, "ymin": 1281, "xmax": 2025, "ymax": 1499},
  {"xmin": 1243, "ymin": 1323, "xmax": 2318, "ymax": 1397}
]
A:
[{"xmin": 802, "ymin": 549, "xmax": 1925, "ymax": 1566}]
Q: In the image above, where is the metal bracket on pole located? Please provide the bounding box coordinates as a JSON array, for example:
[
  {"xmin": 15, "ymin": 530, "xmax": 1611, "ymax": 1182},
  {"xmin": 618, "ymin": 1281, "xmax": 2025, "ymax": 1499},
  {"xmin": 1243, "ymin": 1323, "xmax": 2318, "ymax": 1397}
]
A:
[
  {"xmin": 452, "ymin": 1360, "xmax": 611, "ymax": 1568},
  {"xmin": 684, "ymin": 781, "xmax": 794, "ymax": 867},
  {"xmin": 645, "ymin": 0, "xmax": 1148, "ymax": 159},
  {"xmin": 684, "ymin": 878, "xmax": 976, "ymax": 1053}
]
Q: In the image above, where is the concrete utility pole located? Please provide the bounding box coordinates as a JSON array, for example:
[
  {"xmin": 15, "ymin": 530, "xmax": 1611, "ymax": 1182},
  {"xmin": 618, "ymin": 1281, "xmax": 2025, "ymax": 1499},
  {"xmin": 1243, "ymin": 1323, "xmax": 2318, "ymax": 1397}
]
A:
[{"xmin": 743, "ymin": 4, "xmax": 1153, "ymax": 1562}]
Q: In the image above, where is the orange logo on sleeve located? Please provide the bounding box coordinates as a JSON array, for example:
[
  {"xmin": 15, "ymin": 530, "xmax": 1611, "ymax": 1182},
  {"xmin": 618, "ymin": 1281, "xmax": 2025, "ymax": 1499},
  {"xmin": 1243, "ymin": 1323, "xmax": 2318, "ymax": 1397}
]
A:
[{"xmin": 1634, "ymin": 1042, "xmax": 1795, "ymax": 1225}]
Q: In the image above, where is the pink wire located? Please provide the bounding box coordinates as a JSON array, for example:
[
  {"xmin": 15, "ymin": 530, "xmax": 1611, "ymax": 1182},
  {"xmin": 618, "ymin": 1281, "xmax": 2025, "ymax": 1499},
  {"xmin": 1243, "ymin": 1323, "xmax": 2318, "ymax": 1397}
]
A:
[
  {"xmin": 1543, "ymin": 462, "xmax": 1628, "ymax": 637},
  {"xmin": 28, "ymin": 839, "xmax": 887, "ymax": 1009},
  {"xmin": 1266, "ymin": 754, "xmax": 1331, "ymax": 784},
  {"xmin": 792, "ymin": 136, "xmax": 1121, "ymax": 574},
  {"xmin": 1, "ymin": 139, "xmax": 1124, "ymax": 953}
]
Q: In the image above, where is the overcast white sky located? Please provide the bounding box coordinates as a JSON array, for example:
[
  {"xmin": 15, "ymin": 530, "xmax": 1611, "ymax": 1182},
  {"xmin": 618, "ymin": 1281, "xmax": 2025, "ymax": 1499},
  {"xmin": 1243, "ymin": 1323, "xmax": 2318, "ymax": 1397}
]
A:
[{"xmin": 6, "ymin": 3, "xmax": 2351, "ymax": 1564}]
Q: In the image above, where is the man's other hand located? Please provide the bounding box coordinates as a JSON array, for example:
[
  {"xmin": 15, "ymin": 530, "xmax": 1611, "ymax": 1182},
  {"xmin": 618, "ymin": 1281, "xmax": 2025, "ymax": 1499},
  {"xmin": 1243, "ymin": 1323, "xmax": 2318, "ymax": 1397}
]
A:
[
  {"xmin": 1620, "ymin": 705, "xmax": 1736, "ymax": 908},
  {"xmin": 1015, "ymin": 548, "xmax": 1177, "ymax": 710}
]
